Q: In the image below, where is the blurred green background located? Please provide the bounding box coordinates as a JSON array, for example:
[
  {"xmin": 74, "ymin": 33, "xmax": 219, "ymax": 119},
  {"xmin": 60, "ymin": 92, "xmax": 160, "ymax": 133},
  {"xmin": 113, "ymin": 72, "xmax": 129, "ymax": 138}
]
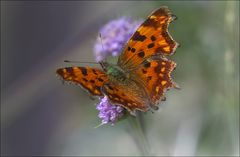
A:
[{"xmin": 1, "ymin": 1, "xmax": 239, "ymax": 156}]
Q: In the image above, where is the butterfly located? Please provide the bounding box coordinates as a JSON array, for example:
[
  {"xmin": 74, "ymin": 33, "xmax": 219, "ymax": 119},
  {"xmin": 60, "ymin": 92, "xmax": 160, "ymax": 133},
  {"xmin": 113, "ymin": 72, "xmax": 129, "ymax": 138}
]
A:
[{"xmin": 56, "ymin": 6, "xmax": 179, "ymax": 116}]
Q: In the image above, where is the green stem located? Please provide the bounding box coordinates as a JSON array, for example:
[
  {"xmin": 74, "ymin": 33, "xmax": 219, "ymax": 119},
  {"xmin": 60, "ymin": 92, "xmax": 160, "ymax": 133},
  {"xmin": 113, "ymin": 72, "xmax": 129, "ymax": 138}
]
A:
[
  {"xmin": 127, "ymin": 114, "xmax": 151, "ymax": 156},
  {"xmin": 223, "ymin": 1, "xmax": 239, "ymax": 155}
]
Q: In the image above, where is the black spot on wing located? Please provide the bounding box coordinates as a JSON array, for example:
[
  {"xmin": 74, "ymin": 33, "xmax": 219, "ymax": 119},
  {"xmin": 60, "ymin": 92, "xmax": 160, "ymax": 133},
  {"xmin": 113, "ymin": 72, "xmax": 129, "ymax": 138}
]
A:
[
  {"xmin": 151, "ymin": 35, "xmax": 156, "ymax": 41},
  {"xmin": 98, "ymin": 78, "xmax": 104, "ymax": 82},
  {"xmin": 155, "ymin": 47, "xmax": 163, "ymax": 54},
  {"xmin": 147, "ymin": 43, "xmax": 155, "ymax": 49},
  {"xmin": 83, "ymin": 78, "xmax": 88, "ymax": 82},
  {"xmin": 80, "ymin": 67, "xmax": 88, "ymax": 76},
  {"xmin": 131, "ymin": 48, "xmax": 136, "ymax": 53},
  {"xmin": 144, "ymin": 61, "xmax": 151, "ymax": 68},
  {"xmin": 106, "ymin": 85, "xmax": 114, "ymax": 91},
  {"xmin": 142, "ymin": 69, "xmax": 147, "ymax": 74},
  {"xmin": 66, "ymin": 67, "xmax": 73, "ymax": 73},
  {"xmin": 92, "ymin": 69, "xmax": 98, "ymax": 75},
  {"xmin": 132, "ymin": 31, "xmax": 147, "ymax": 42},
  {"xmin": 138, "ymin": 51, "xmax": 145, "ymax": 58},
  {"xmin": 142, "ymin": 18, "xmax": 158, "ymax": 29},
  {"xmin": 147, "ymin": 76, "xmax": 152, "ymax": 82}
]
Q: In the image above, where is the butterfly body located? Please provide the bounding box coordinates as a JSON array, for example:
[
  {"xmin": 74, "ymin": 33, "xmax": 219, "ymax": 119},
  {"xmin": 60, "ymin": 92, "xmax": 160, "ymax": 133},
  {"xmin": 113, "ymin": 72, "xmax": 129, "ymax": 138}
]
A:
[
  {"xmin": 57, "ymin": 6, "xmax": 179, "ymax": 115},
  {"xmin": 102, "ymin": 62, "xmax": 128, "ymax": 82}
]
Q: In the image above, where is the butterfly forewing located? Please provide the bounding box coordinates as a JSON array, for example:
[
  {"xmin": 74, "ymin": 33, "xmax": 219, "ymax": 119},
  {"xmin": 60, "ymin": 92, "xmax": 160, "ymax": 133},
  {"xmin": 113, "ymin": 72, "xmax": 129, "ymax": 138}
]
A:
[
  {"xmin": 56, "ymin": 67, "xmax": 109, "ymax": 96},
  {"xmin": 118, "ymin": 6, "xmax": 179, "ymax": 70}
]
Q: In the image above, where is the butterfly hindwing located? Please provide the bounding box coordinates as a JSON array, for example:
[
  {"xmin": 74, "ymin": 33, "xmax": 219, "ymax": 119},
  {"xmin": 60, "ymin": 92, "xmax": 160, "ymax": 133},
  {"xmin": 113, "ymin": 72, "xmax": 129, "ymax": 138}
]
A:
[
  {"xmin": 118, "ymin": 6, "xmax": 179, "ymax": 70},
  {"xmin": 56, "ymin": 67, "xmax": 109, "ymax": 96},
  {"xmin": 102, "ymin": 80, "xmax": 150, "ymax": 114},
  {"xmin": 131, "ymin": 57, "xmax": 178, "ymax": 107}
]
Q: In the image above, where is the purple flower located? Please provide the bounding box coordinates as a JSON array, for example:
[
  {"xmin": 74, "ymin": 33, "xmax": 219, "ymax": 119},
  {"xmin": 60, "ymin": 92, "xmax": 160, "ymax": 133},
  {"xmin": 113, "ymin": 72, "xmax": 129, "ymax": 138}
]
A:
[
  {"xmin": 94, "ymin": 17, "xmax": 142, "ymax": 61},
  {"xmin": 94, "ymin": 17, "xmax": 142, "ymax": 125},
  {"xmin": 96, "ymin": 96, "xmax": 125, "ymax": 125}
]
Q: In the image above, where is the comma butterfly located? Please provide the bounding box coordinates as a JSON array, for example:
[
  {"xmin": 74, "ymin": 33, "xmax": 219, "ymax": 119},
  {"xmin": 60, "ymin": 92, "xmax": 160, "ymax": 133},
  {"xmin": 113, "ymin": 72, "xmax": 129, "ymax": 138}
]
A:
[{"xmin": 56, "ymin": 6, "xmax": 179, "ymax": 115}]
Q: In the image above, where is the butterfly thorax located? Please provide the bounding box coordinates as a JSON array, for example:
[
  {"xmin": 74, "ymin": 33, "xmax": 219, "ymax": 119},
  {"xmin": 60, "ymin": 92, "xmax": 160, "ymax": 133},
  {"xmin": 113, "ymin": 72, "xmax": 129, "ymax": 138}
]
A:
[{"xmin": 101, "ymin": 62, "xmax": 128, "ymax": 82}]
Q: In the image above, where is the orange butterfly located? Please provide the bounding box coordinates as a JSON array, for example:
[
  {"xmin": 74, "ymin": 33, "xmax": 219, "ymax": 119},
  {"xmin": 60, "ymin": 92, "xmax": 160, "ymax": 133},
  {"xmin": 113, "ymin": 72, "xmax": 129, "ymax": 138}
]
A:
[{"xmin": 56, "ymin": 6, "xmax": 179, "ymax": 115}]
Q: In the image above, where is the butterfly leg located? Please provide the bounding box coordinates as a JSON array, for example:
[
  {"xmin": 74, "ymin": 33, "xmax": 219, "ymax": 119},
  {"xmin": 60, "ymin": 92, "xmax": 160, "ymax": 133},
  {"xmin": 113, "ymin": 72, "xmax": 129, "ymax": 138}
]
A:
[
  {"xmin": 129, "ymin": 110, "xmax": 137, "ymax": 116},
  {"xmin": 161, "ymin": 96, "xmax": 166, "ymax": 101},
  {"xmin": 148, "ymin": 102, "xmax": 159, "ymax": 113},
  {"xmin": 172, "ymin": 81, "xmax": 181, "ymax": 89},
  {"xmin": 148, "ymin": 105, "xmax": 159, "ymax": 114}
]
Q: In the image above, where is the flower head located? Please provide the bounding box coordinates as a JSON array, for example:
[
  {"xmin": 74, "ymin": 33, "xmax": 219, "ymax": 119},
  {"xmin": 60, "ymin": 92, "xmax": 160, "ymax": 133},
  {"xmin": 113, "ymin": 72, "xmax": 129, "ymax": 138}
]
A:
[
  {"xmin": 96, "ymin": 96, "xmax": 125, "ymax": 125},
  {"xmin": 94, "ymin": 17, "xmax": 142, "ymax": 61},
  {"xmin": 94, "ymin": 17, "xmax": 142, "ymax": 125}
]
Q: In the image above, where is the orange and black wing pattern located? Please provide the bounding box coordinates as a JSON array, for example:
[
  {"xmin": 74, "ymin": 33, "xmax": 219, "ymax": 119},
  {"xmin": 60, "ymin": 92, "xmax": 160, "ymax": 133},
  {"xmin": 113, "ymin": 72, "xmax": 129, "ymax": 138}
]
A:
[
  {"xmin": 102, "ymin": 81, "xmax": 150, "ymax": 115},
  {"xmin": 118, "ymin": 6, "xmax": 179, "ymax": 70},
  {"xmin": 56, "ymin": 67, "xmax": 109, "ymax": 96},
  {"xmin": 132, "ymin": 57, "xmax": 179, "ymax": 106}
]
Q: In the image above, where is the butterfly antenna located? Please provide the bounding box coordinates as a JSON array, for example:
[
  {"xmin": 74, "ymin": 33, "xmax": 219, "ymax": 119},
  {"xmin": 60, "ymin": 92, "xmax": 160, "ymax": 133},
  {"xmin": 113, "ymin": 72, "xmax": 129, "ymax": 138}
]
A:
[
  {"xmin": 98, "ymin": 33, "xmax": 109, "ymax": 69},
  {"xmin": 99, "ymin": 33, "xmax": 105, "ymax": 52},
  {"xmin": 64, "ymin": 60, "xmax": 99, "ymax": 65}
]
